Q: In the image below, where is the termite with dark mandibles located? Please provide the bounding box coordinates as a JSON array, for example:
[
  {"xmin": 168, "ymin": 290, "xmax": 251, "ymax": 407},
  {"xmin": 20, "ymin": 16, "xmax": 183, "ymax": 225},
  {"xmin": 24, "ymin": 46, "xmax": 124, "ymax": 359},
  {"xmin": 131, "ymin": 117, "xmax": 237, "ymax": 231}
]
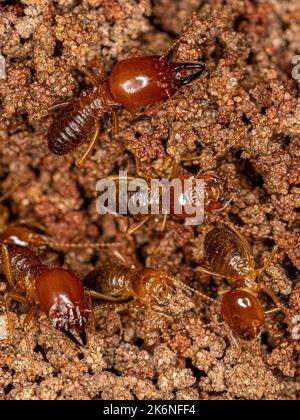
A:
[
  {"xmin": 196, "ymin": 223, "xmax": 299, "ymax": 342},
  {"xmin": 47, "ymin": 44, "xmax": 204, "ymax": 168},
  {"xmin": 0, "ymin": 238, "xmax": 89, "ymax": 366}
]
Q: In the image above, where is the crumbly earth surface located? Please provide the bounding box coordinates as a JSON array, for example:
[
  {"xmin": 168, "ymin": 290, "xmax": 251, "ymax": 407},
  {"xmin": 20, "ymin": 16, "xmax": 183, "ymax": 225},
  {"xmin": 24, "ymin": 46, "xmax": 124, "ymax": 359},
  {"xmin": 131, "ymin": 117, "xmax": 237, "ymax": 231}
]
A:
[{"xmin": 0, "ymin": 0, "xmax": 299, "ymax": 400}]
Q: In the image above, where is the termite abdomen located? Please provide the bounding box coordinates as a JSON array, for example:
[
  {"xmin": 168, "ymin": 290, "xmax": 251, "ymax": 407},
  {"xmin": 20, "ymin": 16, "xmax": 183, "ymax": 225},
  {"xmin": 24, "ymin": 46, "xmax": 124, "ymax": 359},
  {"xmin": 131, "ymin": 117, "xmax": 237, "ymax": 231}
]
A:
[
  {"xmin": 204, "ymin": 227, "xmax": 254, "ymax": 280},
  {"xmin": 47, "ymin": 84, "xmax": 114, "ymax": 156},
  {"xmin": 84, "ymin": 262, "xmax": 133, "ymax": 298}
]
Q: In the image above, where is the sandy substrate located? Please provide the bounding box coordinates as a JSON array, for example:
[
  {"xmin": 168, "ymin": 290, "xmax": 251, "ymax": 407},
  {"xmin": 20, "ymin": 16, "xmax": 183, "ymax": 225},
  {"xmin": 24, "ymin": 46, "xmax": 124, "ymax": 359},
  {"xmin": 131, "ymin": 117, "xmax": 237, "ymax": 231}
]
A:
[{"xmin": 0, "ymin": 0, "xmax": 299, "ymax": 400}]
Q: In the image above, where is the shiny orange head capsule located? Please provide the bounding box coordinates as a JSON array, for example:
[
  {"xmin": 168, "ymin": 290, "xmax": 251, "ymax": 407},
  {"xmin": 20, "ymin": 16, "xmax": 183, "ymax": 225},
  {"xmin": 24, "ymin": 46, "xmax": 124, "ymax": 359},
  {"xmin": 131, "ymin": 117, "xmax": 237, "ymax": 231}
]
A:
[
  {"xmin": 132, "ymin": 267, "xmax": 177, "ymax": 306},
  {"xmin": 108, "ymin": 56, "xmax": 204, "ymax": 112},
  {"xmin": 169, "ymin": 174, "xmax": 225, "ymax": 219},
  {"xmin": 221, "ymin": 289, "xmax": 265, "ymax": 340}
]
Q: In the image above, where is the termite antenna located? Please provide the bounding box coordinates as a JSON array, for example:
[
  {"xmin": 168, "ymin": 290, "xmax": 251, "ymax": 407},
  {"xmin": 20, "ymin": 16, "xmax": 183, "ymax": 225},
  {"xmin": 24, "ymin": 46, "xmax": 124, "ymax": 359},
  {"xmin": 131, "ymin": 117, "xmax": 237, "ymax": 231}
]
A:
[
  {"xmin": 0, "ymin": 181, "xmax": 20, "ymax": 203},
  {"xmin": 201, "ymin": 320, "xmax": 225, "ymax": 329},
  {"xmin": 278, "ymin": 242, "xmax": 300, "ymax": 249},
  {"xmin": 166, "ymin": 276, "xmax": 215, "ymax": 304},
  {"xmin": 44, "ymin": 241, "xmax": 121, "ymax": 250},
  {"xmin": 212, "ymin": 193, "xmax": 236, "ymax": 214}
]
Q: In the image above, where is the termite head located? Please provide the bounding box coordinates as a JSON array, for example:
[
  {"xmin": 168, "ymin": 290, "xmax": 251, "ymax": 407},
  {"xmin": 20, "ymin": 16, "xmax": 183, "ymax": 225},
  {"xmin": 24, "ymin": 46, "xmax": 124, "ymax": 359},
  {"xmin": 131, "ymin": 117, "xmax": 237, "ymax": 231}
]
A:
[
  {"xmin": 0, "ymin": 226, "xmax": 48, "ymax": 249},
  {"xmin": 169, "ymin": 174, "xmax": 224, "ymax": 218},
  {"xmin": 203, "ymin": 175, "xmax": 225, "ymax": 211},
  {"xmin": 221, "ymin": 288, "xmax": 265, "ymax": 340},
  {"xmin": 132, "ymin": 268, "xmax": 177, "ymax": 306},
  {"xmin": 108, "ymin": 56, "xmax": 204, "ymax": 111},
  {"xmin": 35, "ymin": 268, "xmax": 89, "ymax": 347}
]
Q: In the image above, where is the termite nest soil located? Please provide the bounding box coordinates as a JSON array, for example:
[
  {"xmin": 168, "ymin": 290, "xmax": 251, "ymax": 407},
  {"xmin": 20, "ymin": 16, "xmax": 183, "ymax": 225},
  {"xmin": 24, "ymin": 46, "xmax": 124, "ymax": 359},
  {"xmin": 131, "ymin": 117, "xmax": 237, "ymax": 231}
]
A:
[{"xmin": 0, "ymin": 0, "xmax": 300, "ymax": 400}]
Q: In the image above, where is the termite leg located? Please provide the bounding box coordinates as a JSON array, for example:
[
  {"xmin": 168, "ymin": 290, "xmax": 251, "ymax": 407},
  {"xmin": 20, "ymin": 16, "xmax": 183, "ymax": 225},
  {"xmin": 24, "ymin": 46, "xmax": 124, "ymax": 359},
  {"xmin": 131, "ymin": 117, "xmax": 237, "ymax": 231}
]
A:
[
  {"xmin": 229, "ymin": 331, "xmax": 241, "ymax": 353},
  {"xmin": 1, "ymin": 244, "xmax": 19, "ymax": 337},
  {"xmin": 111, "ymin": 110, "xmax": 119, "ymax": 136},
  {"xmin": 0, "ymin": 203, "xmax": 9, "ymax": 227},
  {"xmin": 87, "ymin": 290, "xmax": 128, "ymax": 302},
  {"xmin": 265, "ymin": 307, "xmax": 281, "ymax": 315},
  {"xmin": 148, "ymin": 305, "xmax": 174, "ymax": 320},
  {"xmin": 3, "ymin": 292, "xmax": 30, "ymax": 339},
  {"xmin": 80, "ymin": 66, "xmax": 100, "ymax": 85},
  {"xmin": 47, "ymin": 101, "xmax": 71, "ymax": 112},
  {"xmin": 95, "ymin": 300, "xmax": 137, "ymax": 337},
  {"xmin": 258, "ymin": 284, "xmax": 289, "ymax": 318},
  {"xmin": 23, "ymin": 306, "xmax": 38, "ymax": 372},
  {"xmin": 0, "ymin": 181, "xmax": 20, "ymax": 204},
  {"xmin": 3, "ymin": 294, "xmax": 14, "ymax": 338},
  {"xmin": 76, "ymin": 122, "xmax": 100, "ymax": 169},
  {"xmin": 212, "ymin": 194, "xmax": 236, "ymax": 216},
  {"xmin": 136, "ymin": 97, "xmax": 178, "ymax": 117},
  {"xmin": 159, "ymin": 158, "xmax": 180, "ymax": 232},
  {"xmin": 87, "ymin": 291, "xmax": 95, "ymax": 332},
  {"xmin": 217, "ymin": 288, "xmax": 232, "ymax": 296},
  {"xmin": 16, "ymin": 219, "xmax": 47, "ymax": 232},
  {"xmin": 160, "ymin": 213, "xmax": 168, "ymax": 232},
  {"xmin": 113, "ymin": 300, "xmax": 138, "ymax": 335},
  {"xmin": 127, "ymin": 216, "xmax": 150, "ymax": 234},
  {"xmin": 256, "ymin": 245, "xmax": 278, "ymax": 277},
  {"xmin": 2, "ymin": 244, "xmax": 15, "ymax": 289},
  {"xmin": 196, "ymin": 265, "xmax": 225, "ymax": 278},
  {"xmin": 126, "ymin": 146, "xmax": 152, "ymax": 180},
  {"xmin": 179, "ymin": 155, "xmax": 202, "ymax": 162}
]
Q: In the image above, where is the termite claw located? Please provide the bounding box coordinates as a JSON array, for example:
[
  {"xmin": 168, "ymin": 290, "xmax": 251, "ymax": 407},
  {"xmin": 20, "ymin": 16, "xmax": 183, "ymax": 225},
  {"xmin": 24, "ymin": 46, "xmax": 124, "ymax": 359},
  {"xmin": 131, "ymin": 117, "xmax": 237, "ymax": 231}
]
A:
[
  {"xmin": 80, "ymin": 329, "xmax": 87, "ymax": 346},
  {"xmin": 64, "ymin": 330, "xmax": 84, "ymax": 348}
]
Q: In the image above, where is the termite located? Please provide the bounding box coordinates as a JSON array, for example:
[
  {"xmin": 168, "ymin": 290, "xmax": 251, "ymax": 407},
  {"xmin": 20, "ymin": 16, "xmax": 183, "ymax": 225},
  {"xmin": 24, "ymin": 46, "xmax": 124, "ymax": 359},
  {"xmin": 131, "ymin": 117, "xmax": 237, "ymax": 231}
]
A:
[
  {"xmin": 107, "ymin": 158, "xmax": 227, "ymax": 234},
  {"xmin": 0, "ymin": 238, "xmax": 89, "ymax": 366},
  {"xmin": 83, "ymin": 257, "xmax": 213, "ymax": 321},
  {"xmin": 196, "ymin": 223, "xmax": 299, "ymax": 341},
  {"xmin": 47, "ymin": 46, "xmax": 204, "ymax": 168}
]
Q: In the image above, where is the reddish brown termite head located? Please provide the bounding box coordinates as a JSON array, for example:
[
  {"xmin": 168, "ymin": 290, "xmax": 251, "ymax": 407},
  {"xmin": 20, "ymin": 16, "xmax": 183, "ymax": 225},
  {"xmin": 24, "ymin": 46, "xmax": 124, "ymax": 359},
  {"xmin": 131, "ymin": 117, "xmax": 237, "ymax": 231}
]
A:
[
  {"xmin": 169, "ymin": 174, "xmax": 225, "ymax": 219},
  {"xmin": 107, "ymin": 56, "xmax": 204, "ymax": 112},
  {"xmin": 47, "ymin": 55, "xmax": 204, "ymax": 168},
  {"xmin": 36, "ymin": 267, "xmax": 89, "ymax": 347},
  {"xmin": 130, "ymin": 267, "xmax": 177, "ymax": 306},
  {"xmin": 221, "ymin": 289, "xmax": 265, "ymax": 340}
]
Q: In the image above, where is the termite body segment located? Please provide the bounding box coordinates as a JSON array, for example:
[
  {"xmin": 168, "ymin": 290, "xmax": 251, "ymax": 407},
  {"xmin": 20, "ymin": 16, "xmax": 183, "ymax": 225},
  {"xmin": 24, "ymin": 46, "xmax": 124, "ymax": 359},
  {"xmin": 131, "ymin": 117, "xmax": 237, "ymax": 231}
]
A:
[
  {"xmin": 47, "ymin": 56, "xmax": 204, "ymax": 167},
  {"xmin": 198, "ymin": 224, "xmax": 288, "ymax": 340},
  {"xmin": 0, "ymin": 241, "xmax": 89, "ymax": 353}
]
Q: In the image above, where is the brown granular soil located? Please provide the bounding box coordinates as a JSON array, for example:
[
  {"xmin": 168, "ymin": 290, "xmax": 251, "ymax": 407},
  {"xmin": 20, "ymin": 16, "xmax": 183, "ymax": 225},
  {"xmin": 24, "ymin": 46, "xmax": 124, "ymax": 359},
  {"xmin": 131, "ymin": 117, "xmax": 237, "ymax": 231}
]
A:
[{"xmin": 0, "ymin": 0, "xmax": 299, "ymax": 401}]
